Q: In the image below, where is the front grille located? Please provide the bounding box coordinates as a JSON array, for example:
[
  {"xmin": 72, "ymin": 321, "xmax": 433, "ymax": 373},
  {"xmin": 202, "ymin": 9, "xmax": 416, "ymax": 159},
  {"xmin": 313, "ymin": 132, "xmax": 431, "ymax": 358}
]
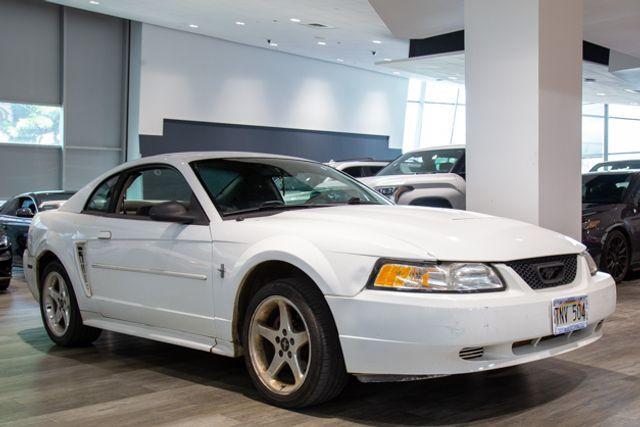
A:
[{"xmin": 506, "ymin": 254, "xmax": 577, "ymax": 290}]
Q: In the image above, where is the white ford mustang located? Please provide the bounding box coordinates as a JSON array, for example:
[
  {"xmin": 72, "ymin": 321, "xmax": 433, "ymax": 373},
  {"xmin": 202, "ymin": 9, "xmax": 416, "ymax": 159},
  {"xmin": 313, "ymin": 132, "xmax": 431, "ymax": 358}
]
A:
[{"xmin": 24, "ymin": 152, "xmax": 616, "ymax": 408}]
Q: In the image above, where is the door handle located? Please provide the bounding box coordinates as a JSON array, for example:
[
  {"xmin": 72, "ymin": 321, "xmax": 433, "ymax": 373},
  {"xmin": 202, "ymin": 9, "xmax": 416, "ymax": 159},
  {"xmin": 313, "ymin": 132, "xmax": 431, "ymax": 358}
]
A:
[{"xmin": 97, "ymin": 230, "xmax": 112, "ymax": 240}]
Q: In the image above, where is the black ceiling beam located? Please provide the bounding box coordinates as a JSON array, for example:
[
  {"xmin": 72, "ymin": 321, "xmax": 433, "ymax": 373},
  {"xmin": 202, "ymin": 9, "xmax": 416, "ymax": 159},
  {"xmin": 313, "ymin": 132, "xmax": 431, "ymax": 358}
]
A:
[{"xmin": 409, "ymin": 31, "xmax": 610, "ymax": 65}]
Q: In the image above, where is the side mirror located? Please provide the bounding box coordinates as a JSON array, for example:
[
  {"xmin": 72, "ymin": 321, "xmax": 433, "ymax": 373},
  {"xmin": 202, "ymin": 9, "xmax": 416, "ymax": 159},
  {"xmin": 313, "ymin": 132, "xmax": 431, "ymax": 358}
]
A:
[
  {"xmin": 148, "ymin": 202, "xmax": 195, "ymax": 224},
  {"xmin": 15, "ymin": 208, "xmax": 34, "ymax": 218}
]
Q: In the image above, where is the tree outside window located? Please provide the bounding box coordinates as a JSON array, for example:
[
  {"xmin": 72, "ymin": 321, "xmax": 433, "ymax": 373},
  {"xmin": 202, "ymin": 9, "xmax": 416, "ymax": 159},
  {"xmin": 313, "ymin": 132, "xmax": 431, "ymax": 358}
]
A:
[{"xmin": 0, "ymin": 102, "xmax": 63, "ymax": 145}]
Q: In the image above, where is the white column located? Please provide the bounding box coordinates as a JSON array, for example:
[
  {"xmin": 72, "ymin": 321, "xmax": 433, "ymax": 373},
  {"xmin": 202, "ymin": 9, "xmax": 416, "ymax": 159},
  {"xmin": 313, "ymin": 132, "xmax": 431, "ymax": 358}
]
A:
[{"xmin": 465, "ymin": 0, "xmax": 583, "ymax": 239}]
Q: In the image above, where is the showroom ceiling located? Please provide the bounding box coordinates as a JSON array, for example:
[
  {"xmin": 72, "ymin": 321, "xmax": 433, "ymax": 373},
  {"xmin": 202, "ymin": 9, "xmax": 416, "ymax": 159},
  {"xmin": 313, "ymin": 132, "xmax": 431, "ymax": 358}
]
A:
[
  {"xmin": 47, "ymin": 0, "xmax": 640, "ymax": 105},
  {"xmin": 381, "ymin": 53, "xmax": 640, "ymax": 106},
  {"xmin": 370, "ymin": 0, "xmax": 640, "ymax": 60},
  {"xmin": 46, "ymin": 0, "xmax": 409, "ymax": 77}
]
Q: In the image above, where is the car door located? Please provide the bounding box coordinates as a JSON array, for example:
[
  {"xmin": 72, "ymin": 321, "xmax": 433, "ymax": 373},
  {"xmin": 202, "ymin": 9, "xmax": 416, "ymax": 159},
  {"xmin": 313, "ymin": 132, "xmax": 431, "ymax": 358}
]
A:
[
  {"xmin": 83, "ymin": 165, "xmax": 216, "ymax": 337},
  {"xmin": 0, "ymin": 195, "xmax": 36, "ymax": 265}
]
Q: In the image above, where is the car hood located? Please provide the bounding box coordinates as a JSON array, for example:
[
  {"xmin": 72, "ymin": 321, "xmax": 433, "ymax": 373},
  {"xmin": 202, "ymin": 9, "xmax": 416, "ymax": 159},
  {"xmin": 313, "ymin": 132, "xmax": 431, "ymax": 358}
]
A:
[
  {"xmin": 239, "ymin": 205, "xmax": 583, "ymax": 262},
  {"xmin": 359, "ymin": 173, "xmax": 464, "ymax": 189}
]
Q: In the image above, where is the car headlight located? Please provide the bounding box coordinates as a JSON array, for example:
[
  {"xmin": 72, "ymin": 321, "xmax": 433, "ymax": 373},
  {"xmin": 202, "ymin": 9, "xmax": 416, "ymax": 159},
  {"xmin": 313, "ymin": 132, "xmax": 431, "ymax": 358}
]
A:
[
  {"xmin": 376, "ymin": 186, "xmax": 396, "ymax": 197},
  {"xmin": 582, "ymin": 251, "xmax": 598, "ymax": 276},
  {"xmin": 583, "ymin": 218, "xmax": 600, "ymax": 230},
  {"xmin": 369, "ymin": 260, "xmax": 505, "ymax": 293},
  {"xmin": 0, "ymin": 234, "xmax": 8, "ymax": 249}
]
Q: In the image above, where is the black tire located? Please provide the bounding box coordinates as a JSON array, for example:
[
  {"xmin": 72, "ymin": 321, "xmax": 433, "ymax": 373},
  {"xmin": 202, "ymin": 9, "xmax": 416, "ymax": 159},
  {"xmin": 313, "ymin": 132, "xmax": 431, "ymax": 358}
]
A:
[
  {"xmin": 242, "ymin": 278, "xmax": 348, "ymax": 408},
  {"xmin": 0, "ymin": 278, "xmax": 9, "ymax": 291},
  {"xmin": 601, "ymin": 230, "xmax": 630, "ymax": 284},
  {"xmin": 39, "ymin": 261, "xmax": 101, "ymax": 346}
]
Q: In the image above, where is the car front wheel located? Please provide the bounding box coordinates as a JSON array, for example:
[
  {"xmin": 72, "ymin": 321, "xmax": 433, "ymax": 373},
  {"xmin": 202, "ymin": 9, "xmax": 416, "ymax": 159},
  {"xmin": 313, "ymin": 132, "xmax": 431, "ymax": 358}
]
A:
[
  {"xmin": 39, "ymin": 261, "xmax": 102, "ymax": 346},
  {"xmin": 242, "ymin": 278, "xmax": 348, "ymax": 408},
  {"xmin": 601, "ymin": 230, "xmax": 630, "ymax": 283}
]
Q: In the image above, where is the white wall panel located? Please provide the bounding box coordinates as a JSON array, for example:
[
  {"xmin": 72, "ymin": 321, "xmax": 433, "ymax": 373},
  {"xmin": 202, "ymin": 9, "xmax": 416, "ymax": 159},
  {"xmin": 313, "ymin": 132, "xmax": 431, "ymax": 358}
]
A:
[
  {"xmin": 0, "ymin": 145, "xmax": 61, "ymax": 199},
  {"xmin": 138, "ymin": 24, "xmax": 407, "ymax": 149}
]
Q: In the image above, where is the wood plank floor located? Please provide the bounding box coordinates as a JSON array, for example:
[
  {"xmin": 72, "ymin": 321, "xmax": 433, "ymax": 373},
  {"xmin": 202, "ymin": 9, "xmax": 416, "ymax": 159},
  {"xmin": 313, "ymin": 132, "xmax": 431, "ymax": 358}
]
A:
[{"xmin": 1, "ymin": 272, "xmax": 639, "ymax": 426}]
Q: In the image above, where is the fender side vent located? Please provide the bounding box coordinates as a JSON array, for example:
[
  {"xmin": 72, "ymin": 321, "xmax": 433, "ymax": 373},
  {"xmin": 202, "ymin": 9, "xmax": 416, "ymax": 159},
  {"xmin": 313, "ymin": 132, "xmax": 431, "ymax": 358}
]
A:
[
  {"xmin": 75, "ymin": 242, "xmax": 91, "ymax": 296},
  {"xmin": 459, "ymin": 347, "xmax": 484, "ymax": 360}
]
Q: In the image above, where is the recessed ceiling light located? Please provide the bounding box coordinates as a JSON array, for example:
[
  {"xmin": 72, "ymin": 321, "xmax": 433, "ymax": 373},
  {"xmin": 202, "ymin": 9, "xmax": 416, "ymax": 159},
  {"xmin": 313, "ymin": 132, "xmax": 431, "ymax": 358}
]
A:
[
  {"xmin": 393, "ymin": 71, "xmax": 400, "ymax": 75},
  {"xmin": 189, "ymin": 24, "xmax": 199, "ymax": 28},
  {"xmin": 269, "ymin": 42, "xmax": 278, "ymax": 47},
  {"xmin": 317, "ymin": 41, "xmax": 327, "ymax": 46},
  {"xmin": 336, "ymin": 58, "xmax": 344, "ymax": 62},
  {"xmin": 625, "ymin": 89, "xmax": 637, "ymax": 93},
  {"xmin": 89, "ymin": 0, "xmax": 99, "ymax": 4},
  {"xmin": 235, "ymin": 21, "xmax": 245, "ymax": 26},
  {"xmin": 383, "ymin": 58, "xmax": 391, "ymax": 62},
  {"xmin": 289, "ymin": 18, "xmax": 301, "ymax": 23},
  {"xmin": 372, "ymin": 40, "xmax": 382, "ymax": 44},
  {"xmin": 596, "ymin": 92, "xmax": 606, "ymax": 96},
  {"xmin": 448, "ymin": 76, "xmax": 458, "ymax": 80}
]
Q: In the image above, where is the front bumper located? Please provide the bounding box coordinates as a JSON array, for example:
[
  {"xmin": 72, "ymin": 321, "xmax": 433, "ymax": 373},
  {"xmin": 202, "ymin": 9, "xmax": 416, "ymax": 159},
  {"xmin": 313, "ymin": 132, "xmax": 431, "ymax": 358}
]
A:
[
  {"xmin": 582, "ymin": 230, "xmax": 604, "ymax": 265},
  {"xmin": 326, "ymin": 258, "xmax": 616, "ymax": 376}
]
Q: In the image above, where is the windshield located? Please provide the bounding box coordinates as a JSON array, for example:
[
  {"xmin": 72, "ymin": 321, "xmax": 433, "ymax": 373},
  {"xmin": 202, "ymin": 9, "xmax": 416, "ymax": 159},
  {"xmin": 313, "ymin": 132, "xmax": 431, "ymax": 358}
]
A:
[
  {"xmin": 192, "ymin": 158, "xmax": 391, "ymax": 217},
  {"xmin": 582, "ymin": 173, "xmax": 632, "ymax": 205},
  {"xmin": 377, "ymin": 148, "xmax": 464, "ymax": 176}
]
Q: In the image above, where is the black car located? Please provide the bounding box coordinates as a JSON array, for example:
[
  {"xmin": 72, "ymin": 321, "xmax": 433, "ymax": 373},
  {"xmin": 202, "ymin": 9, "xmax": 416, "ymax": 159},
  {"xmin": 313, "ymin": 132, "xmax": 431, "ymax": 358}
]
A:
[
  {"xmin": 582, "ymin": 171, "xmax": 640, "ymax": 283},
  {"xmin": 0, "ymin": 228, "xmax": 11, "ymax": 291},
  {"xmin": 590, "ymin": 160, "xmax": 640, "ymax": 172},
  {"xmin": 0, "ymin": 191, "xmax": 75, "ymax": 267}
]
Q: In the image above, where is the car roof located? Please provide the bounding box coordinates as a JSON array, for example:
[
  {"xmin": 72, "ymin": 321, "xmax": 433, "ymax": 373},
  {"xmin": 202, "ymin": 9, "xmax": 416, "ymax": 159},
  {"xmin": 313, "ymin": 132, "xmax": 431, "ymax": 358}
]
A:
[
  {"xmin": 15, "ymin": 190, "xmax": 75, "ymax": 199},
  {"xmin": 583, "ymin": 170, "xmax": 640, "ymax": 176},
  {"xmin": 404, "ymin": 144, "xmax": 466, "ymax": 154},
  {"xmin": 120, "ymin": 151, "xmax": 311, "ymax": 169},
  {"xmin": 326, "ymin": 160, "xmax": 389, "ymax": 167},
  {"xmin": 593, "ymin": 160, "xmax": 640, "ymax": 165},
  {"xmin": 90, "ymin": 151, "xmax": 313, "ymax": 178},
  {"xmin": 151, "ymin": 151, "xmax": 305, "ymax": 162}
]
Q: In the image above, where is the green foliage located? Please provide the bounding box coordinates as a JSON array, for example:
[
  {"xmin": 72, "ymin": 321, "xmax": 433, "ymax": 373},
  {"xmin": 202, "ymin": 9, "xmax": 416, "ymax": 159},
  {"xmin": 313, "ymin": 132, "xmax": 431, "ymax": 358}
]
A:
[{"xmin": 0, "ymin": 102, "xmax": 62, "ymax": 145}]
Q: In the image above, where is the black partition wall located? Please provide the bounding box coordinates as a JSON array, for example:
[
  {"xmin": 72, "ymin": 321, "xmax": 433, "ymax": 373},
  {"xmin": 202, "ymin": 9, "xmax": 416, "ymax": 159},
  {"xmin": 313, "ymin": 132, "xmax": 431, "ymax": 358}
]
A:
[{"xmin": 139, "ymin": 119, "xmax": 401, "ymax": 162}]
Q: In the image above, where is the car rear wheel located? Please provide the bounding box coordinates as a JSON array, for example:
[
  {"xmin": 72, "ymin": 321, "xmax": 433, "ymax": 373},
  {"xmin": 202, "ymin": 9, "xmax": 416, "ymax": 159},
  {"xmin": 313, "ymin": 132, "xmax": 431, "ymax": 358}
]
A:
[
  {"xmin": 40, "ymin": 261, "xmax": 102, "ymax": 346},
  {"xmin": 601, "ymin": 230, "xmax": 630, "ymax": 283},
  {"xmin": 242, "ymin": 278, "xmax": 348, "ymax": 408}
]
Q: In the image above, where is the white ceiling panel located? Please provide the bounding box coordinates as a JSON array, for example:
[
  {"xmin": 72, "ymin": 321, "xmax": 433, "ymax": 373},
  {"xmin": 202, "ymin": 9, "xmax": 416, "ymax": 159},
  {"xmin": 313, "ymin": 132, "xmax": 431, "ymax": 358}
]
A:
[{"xmin": 47, "ymin": 0, "xmax": 409, "ymax": 77}]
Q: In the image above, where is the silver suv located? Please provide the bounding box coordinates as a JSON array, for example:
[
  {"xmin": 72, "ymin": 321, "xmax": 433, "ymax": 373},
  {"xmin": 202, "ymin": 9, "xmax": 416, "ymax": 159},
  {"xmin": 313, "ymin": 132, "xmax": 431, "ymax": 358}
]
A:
[{"xmin": 359, "ymin": 145, "xmax": 466, "ymax": 209}]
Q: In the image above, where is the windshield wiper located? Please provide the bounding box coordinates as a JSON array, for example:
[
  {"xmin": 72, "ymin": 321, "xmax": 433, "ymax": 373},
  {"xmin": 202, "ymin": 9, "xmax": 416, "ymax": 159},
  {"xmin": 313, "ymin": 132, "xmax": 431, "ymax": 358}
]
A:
[
  {"xmin": 260, "ymin": 200, "xmax": 285, "ymax": 208},
  {"xmin": 347, "ymin": 197, "xmax": 379, "ymax": 205}
]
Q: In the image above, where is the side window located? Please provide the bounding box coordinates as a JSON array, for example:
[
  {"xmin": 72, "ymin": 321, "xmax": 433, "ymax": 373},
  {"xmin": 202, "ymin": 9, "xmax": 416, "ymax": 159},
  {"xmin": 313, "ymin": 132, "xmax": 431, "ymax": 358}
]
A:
[
  {"xmin": 85, "ymin": 175, "xmax": 120, "ymax": 213},
  {"xmin": 0, "ymin": 198, "xmax": 20, "ymax": 215},
  {"xmin": 369, "ymin": 166, "xmax": 384, "ymax": 175},
  {"xmin": 342, "ymin": 166, "xmax": 365, "ymax": 178},
  {"xmin": 116, "ymin": 167, "xmax": 197, "ymax": 218}
]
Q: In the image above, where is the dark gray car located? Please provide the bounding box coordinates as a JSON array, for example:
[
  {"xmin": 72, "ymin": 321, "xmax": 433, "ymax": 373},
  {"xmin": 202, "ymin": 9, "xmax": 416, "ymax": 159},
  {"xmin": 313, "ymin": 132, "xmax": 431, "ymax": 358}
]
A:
[
  {"xmin": 582, "ymin": 171, "xmax": 640, "ymax": 283},
  {"xmin": 0, "ymin": 191, "xmax": 75, "ymax": 267}
]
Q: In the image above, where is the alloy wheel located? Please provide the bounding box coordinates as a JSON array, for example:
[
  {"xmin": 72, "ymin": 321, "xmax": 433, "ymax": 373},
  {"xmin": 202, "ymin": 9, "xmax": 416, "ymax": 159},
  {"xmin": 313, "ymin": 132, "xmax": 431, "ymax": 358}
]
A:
[
  {"xmin": 605, "ymin": 234, "xmax": 628, "ymax": 281},
  {"xmin": 248, "ymin": 296, "xmax": 311, "ymax": 395},
  {"xmin": 43, "ymin": 271, "xmax": 71, "ymax": 337}
]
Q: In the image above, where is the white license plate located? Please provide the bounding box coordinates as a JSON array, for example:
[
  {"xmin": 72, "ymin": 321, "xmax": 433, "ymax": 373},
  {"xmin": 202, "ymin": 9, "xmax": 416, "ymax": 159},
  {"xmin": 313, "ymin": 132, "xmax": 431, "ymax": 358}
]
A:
[{"xmin": 551, "ymin": 296, "xmax": 588, "ymax": 335}]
